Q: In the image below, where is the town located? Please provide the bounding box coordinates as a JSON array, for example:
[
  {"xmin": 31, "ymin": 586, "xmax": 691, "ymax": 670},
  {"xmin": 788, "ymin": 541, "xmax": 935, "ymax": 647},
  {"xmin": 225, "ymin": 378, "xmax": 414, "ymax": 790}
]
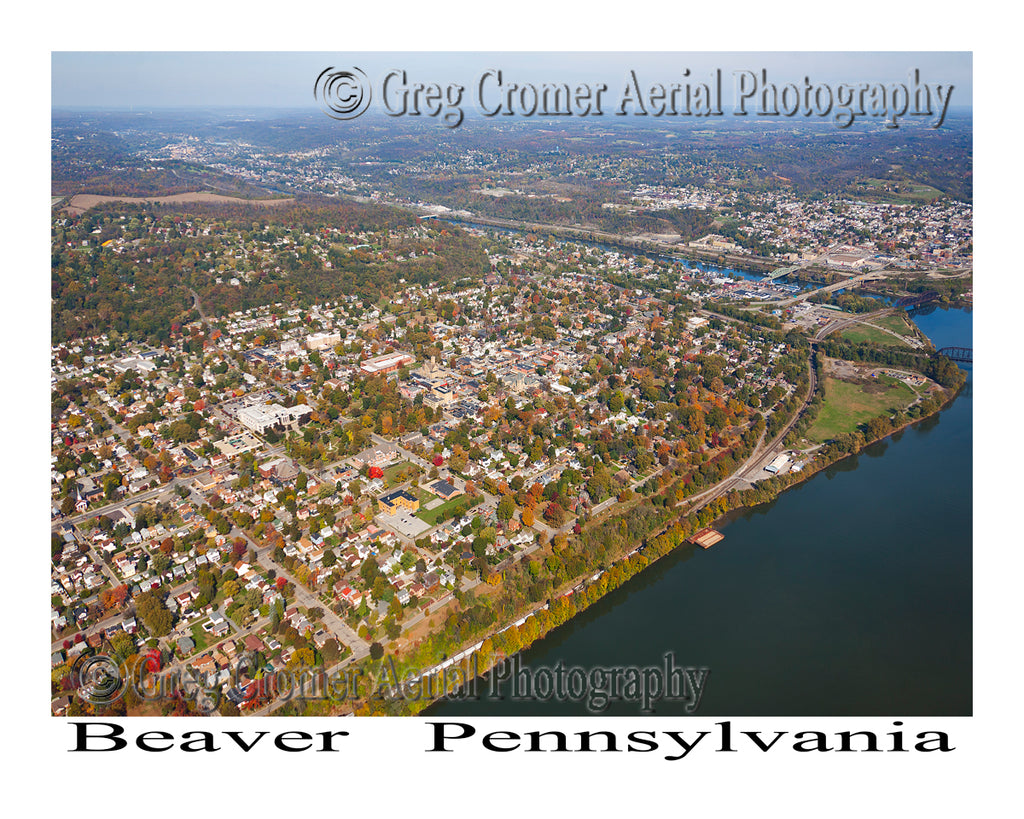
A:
[
  {"xmin": 50, "ymin": 107, "xmax": 971, "ymax": 717},
  {"xmin": 50, "ymin": 201, "xmax": 968, "ymax": 717}
]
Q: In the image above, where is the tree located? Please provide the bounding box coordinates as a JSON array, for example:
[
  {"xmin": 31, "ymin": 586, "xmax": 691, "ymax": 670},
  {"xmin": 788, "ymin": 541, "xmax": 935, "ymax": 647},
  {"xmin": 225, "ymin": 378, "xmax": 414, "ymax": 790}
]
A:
[
  {"xmin": 496, "ymin": 494, "xmax": 516, "ymax": 522},
  {"xmin": 543, "ymin": 502, "xmax": 566, "ymax": 528},
  {"xmin": 369, "ymin": 642, "xmax": 384, "ymax": 661},
  {"xmin": 135, "ymin": 590, "xmax": 173, "ymax": 637},
  {"xmin": 102, "ymin": 472, "xmax": 123, "ymax": 500},
  {"xmin": 322, "ymin": 638, "xmax": 342, "ymax": 664},
  {"xmin": 100, "ymin": 585, "xmax": 129, "ymax": 612},
  {"xmin": 107, "ymin": 631, "xmax": 136, "ymax": 664}
]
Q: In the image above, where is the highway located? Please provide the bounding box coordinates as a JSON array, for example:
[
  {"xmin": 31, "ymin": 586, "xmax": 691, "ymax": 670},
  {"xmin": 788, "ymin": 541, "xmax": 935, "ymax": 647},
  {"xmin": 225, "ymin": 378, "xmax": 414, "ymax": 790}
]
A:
[
  {"xmin": 814, "ymin": 307, "xmax": 894, "ymax": 341},
  {"xmin": 811, "ymin": 305, "xmax": 925, "ymax": 348},
  {"xmin": 765, "ymin": 270, "xmax": 892, "ymax": 308}
]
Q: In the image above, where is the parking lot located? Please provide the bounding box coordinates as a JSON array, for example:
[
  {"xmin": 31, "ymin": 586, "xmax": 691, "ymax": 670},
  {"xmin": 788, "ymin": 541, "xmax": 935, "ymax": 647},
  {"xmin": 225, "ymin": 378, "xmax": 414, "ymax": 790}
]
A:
[{"xmin": 376, "ymin": 510, "xmax": 432, "ymax": 540}]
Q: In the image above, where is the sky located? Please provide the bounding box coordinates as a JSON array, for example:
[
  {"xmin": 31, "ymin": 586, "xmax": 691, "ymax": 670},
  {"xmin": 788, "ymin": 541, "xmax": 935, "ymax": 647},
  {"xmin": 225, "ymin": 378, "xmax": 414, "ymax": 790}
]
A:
[{"xmin": 51, "ymin": 52, "xmax": 972, "ymax": 110}]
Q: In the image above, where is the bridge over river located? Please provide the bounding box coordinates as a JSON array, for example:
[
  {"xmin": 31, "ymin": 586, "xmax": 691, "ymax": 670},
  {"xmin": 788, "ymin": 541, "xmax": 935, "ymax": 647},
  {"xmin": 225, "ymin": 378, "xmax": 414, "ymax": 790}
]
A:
[{"xmin": 936, "ymin": 346, "xmax": 972, "ymax": 363}]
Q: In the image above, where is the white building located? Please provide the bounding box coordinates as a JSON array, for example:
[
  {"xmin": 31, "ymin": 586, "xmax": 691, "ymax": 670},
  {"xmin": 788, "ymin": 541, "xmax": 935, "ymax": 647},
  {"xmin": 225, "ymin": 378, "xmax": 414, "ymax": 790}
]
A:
[
  {"xmin": 306, "ymin": 332, "xmax": 342, "ymax": 351},
  {"xmin": 237, "ymin": 403, "xmax": 313, "ymax": 434}
]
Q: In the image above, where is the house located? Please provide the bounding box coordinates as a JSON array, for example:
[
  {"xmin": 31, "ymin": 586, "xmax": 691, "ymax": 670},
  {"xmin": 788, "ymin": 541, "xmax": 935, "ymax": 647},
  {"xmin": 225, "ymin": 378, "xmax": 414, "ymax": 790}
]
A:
[
  {"xmin": 192, "ymin": 654, "xmax": 217, "ymax": 676},
  {"xmin": 258, "ymin": 457, "xmax": 300, "ymax": 482},
  {"xmin": 352, "ymin": 444, "xmax": 398, "ymax": 470},
  {"xmin": 52, "ymin": 695, "xmax": 72, "ymax": 716},
  {"xmin": 174, "ymin": 590, "xmax": 195, "ymax": 613},
  {"xmin": 208, "ymin": 610, "xmax": 230, "ymax": 637}
]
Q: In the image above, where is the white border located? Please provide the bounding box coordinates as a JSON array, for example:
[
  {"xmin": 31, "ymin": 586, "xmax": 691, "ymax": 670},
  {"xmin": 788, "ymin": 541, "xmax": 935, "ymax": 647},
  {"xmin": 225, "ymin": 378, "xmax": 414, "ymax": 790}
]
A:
[{"xmin": 10, "ymin": 1, "xmax": 1018, "ymax": 814}]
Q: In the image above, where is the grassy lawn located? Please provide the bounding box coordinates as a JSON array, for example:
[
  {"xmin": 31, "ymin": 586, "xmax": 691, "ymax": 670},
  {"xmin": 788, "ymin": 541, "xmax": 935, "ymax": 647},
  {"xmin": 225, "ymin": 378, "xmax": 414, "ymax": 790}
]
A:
[
  {"xmin": 416, "ymin": 488, "xmax": 439, "ymax": 506},
  {"xmin": 383, "ymin": 460, "xmax": 416, "ymax": 487},
  {"xmin": 840, "ymin": 323, "xmax": 913, "ymax": 347},
  {"xmin": 850, "ymin": 178, "xmax": 944, "ymax": 204},
  {"xmin": 415, "ymin": 494, "xmax": 472, "ymax": 526},
  {"xmin": 872, "ymin": 313, "xmax": 917, "ymax": 335},
  {"xmin": 188, "ymin": 623, "xmax": 216, "ymax": 654},
  {"xmin": 805, "ymin": 375, "xmax": 917, "ymax": 442}
]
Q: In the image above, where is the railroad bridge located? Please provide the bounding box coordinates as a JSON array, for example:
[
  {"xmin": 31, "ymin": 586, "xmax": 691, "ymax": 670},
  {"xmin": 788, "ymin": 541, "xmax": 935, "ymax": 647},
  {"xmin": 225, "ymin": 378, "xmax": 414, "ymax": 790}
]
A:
[
  {"xmin": 936, "ymin": 347, "xmax": 972, "ymax": 363},
  {"xmin": 897, "ymin": 291, "xmax": 940, "ymax": 309}
]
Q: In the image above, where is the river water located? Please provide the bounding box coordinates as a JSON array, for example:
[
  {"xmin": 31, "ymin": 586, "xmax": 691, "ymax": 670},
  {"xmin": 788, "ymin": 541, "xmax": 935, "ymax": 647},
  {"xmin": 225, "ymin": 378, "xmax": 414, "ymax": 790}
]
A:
[{"xmin": 428, "ymin": 306, "xmax": 972, "ymax": 716}]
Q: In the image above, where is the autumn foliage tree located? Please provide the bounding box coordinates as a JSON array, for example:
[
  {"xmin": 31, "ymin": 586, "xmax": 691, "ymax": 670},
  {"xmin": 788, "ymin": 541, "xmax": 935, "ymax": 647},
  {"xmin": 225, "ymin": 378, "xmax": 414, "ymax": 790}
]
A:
[
  {"xmin": 100, "ymin": 585, "xmax": 130, "ymax": 612},
  {"xmin": 543, "ymin": 502, "xmax": 566, "ymax": 527}
]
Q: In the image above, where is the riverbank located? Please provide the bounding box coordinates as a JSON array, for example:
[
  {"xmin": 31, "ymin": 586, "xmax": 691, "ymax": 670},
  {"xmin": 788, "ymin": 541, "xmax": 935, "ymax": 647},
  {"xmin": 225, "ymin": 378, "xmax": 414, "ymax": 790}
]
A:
[
  {"xmin": 321, "ymin": 362, "xmax": 966, "ymax": 716},
  {"xmin": 424, "ymin": 307, "xmax": 971, "ymax": 717}
]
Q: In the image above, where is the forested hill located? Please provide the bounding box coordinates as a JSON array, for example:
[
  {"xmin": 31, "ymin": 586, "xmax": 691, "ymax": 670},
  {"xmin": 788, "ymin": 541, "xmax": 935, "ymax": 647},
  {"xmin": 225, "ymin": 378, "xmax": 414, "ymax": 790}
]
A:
[{"xmin": 51, "ymin": 198, "xmax": 490, "ymax": 345}]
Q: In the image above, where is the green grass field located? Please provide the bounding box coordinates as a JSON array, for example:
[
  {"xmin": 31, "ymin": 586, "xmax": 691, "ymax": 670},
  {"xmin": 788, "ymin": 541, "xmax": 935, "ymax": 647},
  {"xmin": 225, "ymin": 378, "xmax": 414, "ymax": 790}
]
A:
[
  {"xmin": 383, "ymin": 460, "xmax": 416, "ymax": 486},
  {"xmin": 839, "ymin": 323, "xmax": 913, "ymax": 347},
  {"xmin": 872, "ymin": 314, "xmax": 918, "ymax": 335},
  {"xmin": 188, "ymin": 623, "xmax": 217, "ymax": 654},
  {"xmin": 805, "ymin": 375, "xmax": 917, "ymax": 442},
  {"xmin": 415, "ymin": 494, "xmax": 472, "ymax": 526},
  {"xmin": 849, "ymin": 178, "xmax": 944, "ymax": 204},
  {"xmin": 416, "ymin": 487, "xmax": 438, "ymax": 506}
]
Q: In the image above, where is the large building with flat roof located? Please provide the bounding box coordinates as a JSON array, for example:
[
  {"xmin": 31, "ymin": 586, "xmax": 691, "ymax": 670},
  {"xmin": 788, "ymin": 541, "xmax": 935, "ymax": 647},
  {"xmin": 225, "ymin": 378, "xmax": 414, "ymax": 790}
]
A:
[
  {"xmin": 306, "ymin": 331, "xmax": 342, "ymax": 351},
  {"xmin": 237, "ymin": 402, "xmax": 313, "ymax": 434},
  {"xmin": 360, "ymin": 351, "xmax": 415, "ymax": 375},
  {"xmin": 379, "ymin": 489, "xmax": 419, "ymax": 515}
]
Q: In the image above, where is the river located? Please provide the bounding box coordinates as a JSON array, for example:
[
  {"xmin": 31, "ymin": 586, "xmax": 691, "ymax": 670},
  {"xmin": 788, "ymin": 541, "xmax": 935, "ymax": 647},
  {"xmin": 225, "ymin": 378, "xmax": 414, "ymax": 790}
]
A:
[
  {"xmin": 427, "ymin": 306, "xmax": 972, "ymax": 716},
  {"xmin": 448, "ymin": 217, "xmax": 810, "ymax": 287}
]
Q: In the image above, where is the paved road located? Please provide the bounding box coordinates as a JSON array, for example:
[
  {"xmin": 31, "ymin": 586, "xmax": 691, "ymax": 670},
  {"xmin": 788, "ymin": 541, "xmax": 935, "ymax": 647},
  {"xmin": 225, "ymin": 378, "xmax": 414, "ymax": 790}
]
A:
[
  {"xmin": 189, "ymin": 287, "xmax": 211, "ymax": 331},
  {"xmin": 231, "ymin": 527, "xmax": 369, "ymax": 657},
  {"xmin": 52, "ymin": 476, "xmax": 189, "ymax": 531},
  {"xmin": 767, "ymin": 270, "xmax": 893, "ymax": 308},
  {"xmin": 813, "ymin": 307, "xmax": 927, "ymax": 350},
  {"xmin": 814, "ymin": 307, "xmax": 895, "ymax": 342}
]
